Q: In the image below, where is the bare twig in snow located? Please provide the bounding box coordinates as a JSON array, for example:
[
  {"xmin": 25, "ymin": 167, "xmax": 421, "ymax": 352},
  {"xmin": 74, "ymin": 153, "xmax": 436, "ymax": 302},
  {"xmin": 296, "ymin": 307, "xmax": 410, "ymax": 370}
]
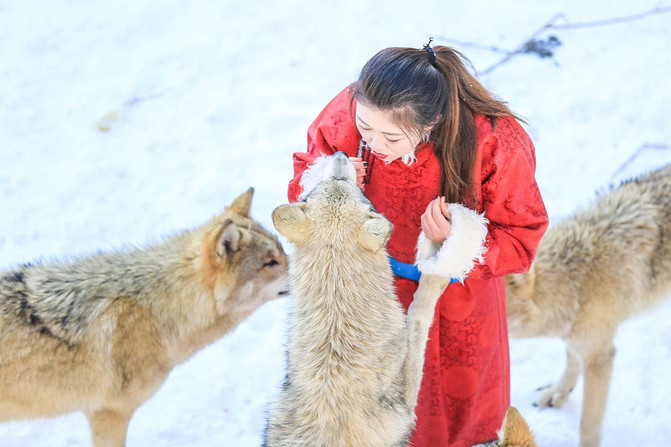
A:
[
  {"xmin": 430, "ymin": 36, "xmax": 513, "ymax": 54},
  {"xmin": 434, "ymin": 6, "xmax": 671, "ymax": 76},
  {"xmin": 551, "ymin": 6, "xmax": 671, "ymax": 29},
  {"xmin": 478, "ymin": 14, "xmax": 565, "ymax": 75},
  {"xmin": 123, "ymin": 89, "xmax": 171, "ymax": 107},
  {"xmin": 610, "ymin": 143, "xmax": 671, "ymax": 180},
  {"xmin": 97, "ymin": 89, "xmax": 172, "ymax": 132}
]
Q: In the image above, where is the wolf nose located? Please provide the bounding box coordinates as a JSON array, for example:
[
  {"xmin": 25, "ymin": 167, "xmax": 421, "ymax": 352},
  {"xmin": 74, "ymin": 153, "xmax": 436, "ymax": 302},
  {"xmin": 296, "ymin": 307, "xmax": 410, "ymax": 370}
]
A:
[
  {"xmin": 326, "ymin": 151, "xmax": 356, "ymax": 182},
  {"xmin": 333, "ymin": 151, "xmax": 349, "ymax": 161}
]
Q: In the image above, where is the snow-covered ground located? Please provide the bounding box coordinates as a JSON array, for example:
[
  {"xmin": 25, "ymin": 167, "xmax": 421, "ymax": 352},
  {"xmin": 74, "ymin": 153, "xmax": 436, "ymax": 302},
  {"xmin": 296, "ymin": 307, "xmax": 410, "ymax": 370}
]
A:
[{"xmin": 1, "ymin": 0, "xmax": 670, "ymax": 445}]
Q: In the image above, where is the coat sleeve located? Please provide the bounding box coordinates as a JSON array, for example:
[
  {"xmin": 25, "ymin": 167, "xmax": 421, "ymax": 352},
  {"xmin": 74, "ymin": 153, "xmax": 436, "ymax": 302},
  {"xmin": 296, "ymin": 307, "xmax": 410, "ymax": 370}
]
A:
[
  {"xmin": 468, "ymin": 117, "xmax": 549, "ymax": 279},
  {"xmin": 288, "ymin": 86, "xmax": 362, "ymax": 202}
]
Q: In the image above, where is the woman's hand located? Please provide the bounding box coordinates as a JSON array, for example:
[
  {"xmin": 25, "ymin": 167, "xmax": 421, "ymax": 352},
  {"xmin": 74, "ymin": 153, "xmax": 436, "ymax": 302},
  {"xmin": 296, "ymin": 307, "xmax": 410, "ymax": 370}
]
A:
[
  {"xmin": 349, "ymin": 157, "xmax": 367, "ymax": 190},
  {"xmin": 421, "ymin": 196, "xmax": 452, "ymax": 244}
]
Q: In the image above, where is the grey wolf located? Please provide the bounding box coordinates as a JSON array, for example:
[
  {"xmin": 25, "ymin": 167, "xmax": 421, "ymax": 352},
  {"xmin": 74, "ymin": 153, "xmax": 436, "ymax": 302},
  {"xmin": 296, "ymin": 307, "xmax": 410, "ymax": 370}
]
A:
[
  {"xmin": 263, "ymin": 152, "xmax": 490, "ymax": 446},
  {"xmin": 0, "ymin": 188, "xmax": 289, "ymax": 447},
  {"xmin": 505, "ymin": 164, "xmax": 671, "ymax": 447}
]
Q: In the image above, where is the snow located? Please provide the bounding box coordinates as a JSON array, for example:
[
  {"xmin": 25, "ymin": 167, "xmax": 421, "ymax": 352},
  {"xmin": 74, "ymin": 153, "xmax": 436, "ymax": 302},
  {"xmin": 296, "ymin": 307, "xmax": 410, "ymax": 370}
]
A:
[{"xmin": 1, "ymin": 0, "xmax": 670, "ymax": 445}]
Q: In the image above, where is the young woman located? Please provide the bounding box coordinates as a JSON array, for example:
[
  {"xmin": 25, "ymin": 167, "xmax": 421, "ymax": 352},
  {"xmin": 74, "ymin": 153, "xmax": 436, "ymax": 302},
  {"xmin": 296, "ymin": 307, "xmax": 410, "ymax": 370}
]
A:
[{"xmin": 287, "ymin": 42, "xmax": 548, "ymax": 446}]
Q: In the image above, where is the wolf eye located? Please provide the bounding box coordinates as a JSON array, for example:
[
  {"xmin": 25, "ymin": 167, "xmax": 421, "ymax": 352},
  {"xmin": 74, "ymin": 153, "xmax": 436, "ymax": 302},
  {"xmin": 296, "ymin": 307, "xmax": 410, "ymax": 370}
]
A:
[{"xmin": 264, "ymin": 259, "xmax": 279, "ymax": 267}]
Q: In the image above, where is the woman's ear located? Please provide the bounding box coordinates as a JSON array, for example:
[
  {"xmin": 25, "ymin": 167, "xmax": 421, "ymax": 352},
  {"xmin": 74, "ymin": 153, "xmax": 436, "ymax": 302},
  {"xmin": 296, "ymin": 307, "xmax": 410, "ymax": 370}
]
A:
[
  {"xmin": 272, "ymin": 203, "xmax": 310, "ymax": 244},
  {"xmin": 424, "ymin": 115, "xmax": 442, "ymax": 134}
]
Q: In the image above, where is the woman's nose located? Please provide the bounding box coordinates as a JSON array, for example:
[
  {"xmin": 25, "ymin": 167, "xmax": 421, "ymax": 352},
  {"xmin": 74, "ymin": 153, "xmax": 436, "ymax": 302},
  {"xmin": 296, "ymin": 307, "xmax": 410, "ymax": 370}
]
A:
[{"xmin": 368, "ymin": 134, "xmax": 383, "ymax": 151}]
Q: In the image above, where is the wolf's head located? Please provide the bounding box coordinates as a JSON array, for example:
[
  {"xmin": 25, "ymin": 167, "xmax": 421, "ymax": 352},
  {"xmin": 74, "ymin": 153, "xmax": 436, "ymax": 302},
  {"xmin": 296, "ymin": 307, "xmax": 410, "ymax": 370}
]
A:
[
  {"xmin": 195, "ymin": 188, "xmax": 289, "ymax": 316},
  {"xmin": 272, "ymin": 152, "xmax": 392, "ymax": 254}
]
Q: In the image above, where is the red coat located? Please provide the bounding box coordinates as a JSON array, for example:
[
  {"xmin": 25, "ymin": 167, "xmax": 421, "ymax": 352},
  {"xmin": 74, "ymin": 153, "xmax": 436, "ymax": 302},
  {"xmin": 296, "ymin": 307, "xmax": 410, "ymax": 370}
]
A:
[{"xmin": 288, "ymin": 87, "xmax": 548, "ymax": 446}]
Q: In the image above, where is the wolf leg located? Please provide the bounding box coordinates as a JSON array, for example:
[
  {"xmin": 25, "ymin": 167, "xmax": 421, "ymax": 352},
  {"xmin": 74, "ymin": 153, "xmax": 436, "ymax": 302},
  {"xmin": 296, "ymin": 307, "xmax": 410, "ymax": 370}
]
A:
[
  {"xmin": 534, "ymin": 346, "xmax": 581, "ymax": 408},
  {"xmin": 578, "ymin": 345, "xmax": 615, "ymax": 447},
  {"xmin": 87, "ymin": 408, "xmax": 133, "ymax": 447},
  {"xmin": 405, "ymin": 274, "xmax": 450, "ymax": 410}
]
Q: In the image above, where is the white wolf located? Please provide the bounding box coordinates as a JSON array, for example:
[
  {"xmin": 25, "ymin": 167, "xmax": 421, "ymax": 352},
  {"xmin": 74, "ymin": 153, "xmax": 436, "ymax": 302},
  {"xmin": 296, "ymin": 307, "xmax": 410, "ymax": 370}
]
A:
[{"xmin": 263, "ymin": 151, "xmax": 509, "ymax": 447}]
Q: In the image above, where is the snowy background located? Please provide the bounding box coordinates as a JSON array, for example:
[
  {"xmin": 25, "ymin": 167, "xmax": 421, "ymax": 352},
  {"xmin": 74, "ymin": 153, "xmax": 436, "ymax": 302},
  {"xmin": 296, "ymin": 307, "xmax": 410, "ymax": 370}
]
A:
[{"xmin": 1, "ymin": 0, "xmax": 671, "ymax": 445}]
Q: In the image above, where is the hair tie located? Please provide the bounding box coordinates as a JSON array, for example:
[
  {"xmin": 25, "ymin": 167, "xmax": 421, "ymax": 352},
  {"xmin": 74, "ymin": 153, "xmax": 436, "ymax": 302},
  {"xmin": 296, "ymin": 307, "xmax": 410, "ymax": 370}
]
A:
[{"xmin": 423, "ymin": 37, "xmax": 436, "ymax": 65}]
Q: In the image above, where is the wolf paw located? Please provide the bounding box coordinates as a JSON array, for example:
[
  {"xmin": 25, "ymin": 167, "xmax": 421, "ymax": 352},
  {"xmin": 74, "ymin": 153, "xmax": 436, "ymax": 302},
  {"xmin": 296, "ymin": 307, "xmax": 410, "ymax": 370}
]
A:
[{"xmin": 533, "ymin": 383, "xmax": 570, "ymax": 408}]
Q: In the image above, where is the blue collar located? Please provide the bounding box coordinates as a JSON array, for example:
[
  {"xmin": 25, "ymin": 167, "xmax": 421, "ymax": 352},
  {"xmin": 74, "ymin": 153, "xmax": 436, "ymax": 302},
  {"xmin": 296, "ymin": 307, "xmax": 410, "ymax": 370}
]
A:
[{"xmin": 388, "ymin": 256, "xmax": 460, "ymax": 284}]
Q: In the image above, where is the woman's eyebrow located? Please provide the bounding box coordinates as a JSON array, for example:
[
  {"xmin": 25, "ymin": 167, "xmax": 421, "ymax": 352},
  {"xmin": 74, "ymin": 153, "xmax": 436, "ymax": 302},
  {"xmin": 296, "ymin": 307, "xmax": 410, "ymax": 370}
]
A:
[
  {"xmin": 356, "ymin": 116, "xmax": 404, "ymax": 137},
  {"xmin": 356, "ymin": 115, "xmax": 372, "ymax": 127}
]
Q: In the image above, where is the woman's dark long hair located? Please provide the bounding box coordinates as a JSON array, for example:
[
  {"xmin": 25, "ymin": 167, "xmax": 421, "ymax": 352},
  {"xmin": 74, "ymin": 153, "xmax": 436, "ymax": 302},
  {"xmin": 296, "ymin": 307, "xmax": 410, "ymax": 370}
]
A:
[{"xmin": 351, "ymin": 45, "xmax": 520, "ymax": 206}]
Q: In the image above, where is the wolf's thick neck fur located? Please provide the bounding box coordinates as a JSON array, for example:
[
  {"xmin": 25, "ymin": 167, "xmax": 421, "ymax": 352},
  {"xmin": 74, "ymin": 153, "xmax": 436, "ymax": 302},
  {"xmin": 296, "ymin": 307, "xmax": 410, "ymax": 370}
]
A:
[{"xmin": 288, "ymin": 229, "xmax": 404, "ymax": 375}]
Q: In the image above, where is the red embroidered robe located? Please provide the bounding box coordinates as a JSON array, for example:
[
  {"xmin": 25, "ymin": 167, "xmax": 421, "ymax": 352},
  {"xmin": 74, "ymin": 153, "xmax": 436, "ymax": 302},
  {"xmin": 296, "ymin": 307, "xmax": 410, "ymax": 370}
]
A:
[{"xmin": 287, "ymin": 87, "xmax": 548, "ymax": 446}]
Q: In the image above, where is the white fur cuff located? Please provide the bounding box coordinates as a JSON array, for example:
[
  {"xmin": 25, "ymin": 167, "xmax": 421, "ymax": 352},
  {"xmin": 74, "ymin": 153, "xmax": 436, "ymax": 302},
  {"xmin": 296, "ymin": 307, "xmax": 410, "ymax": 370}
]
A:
[{"xmin": 415, "ymin": 203, "xmax": 488, "ymax": 281}]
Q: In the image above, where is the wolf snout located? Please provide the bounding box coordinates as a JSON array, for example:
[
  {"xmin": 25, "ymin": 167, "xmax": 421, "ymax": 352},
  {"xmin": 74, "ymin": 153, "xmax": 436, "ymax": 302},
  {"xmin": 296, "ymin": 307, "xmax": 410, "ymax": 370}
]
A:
[{"xmin": 324, "ymin": 151, "xmax": 357, "ymax": 182}]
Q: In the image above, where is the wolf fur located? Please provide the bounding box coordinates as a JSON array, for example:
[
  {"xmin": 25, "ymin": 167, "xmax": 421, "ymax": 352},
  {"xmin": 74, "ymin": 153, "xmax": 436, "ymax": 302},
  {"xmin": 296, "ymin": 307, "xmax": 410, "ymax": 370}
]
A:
[
  {"xmin": 474, "ymin": 406, "xmax": 538, "ymax": 447},
  {"xmin": 496, "ymin": 407, "xmax": 537, "ymax": 447},
  {"xmin": 0, "ymin": 188, "xmax": 289, "ymax": 447},
  {"xmin": 505, "ymin": 164, "xmax": 671, "ymax": 447},
  {"xmin": 264, "ymin": 152, "xmax": 489, "ymax": 447}
]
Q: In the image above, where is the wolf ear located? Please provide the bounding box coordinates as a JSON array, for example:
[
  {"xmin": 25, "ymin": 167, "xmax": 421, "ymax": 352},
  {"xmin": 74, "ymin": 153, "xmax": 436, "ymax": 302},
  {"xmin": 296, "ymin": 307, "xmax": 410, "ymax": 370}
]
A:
[
  {"xmin": 228, "ymin": 187, "xmax": 254, "ymax": 217},
  {"xmin": 358, "ymin": 213, "xmax": 392, "ymax": 253},
  {"xmin": 272, "ymin": 203, "xmax": 309, "ymax": 244},
  {"xmin": 498, "ymin": 406, "xmax": 537, "ymax": 447},
  {"xmin": 216, "ymin": 220, "xmax": 241, "ymax": 259}
]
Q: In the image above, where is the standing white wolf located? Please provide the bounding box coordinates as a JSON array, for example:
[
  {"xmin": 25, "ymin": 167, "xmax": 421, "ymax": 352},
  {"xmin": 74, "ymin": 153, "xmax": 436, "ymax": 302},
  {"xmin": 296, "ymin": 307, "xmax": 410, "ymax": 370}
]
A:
[
  {"xmin": 505, "ymin": 164, "xmax": 671, "ymax": 447},
  {"xmin": 263, "ymin": 152, "xmax": 518, "ymax": 447},
  {"xmin": 0, "ymin": 189, "xmax": 289, "ymax": 447}
]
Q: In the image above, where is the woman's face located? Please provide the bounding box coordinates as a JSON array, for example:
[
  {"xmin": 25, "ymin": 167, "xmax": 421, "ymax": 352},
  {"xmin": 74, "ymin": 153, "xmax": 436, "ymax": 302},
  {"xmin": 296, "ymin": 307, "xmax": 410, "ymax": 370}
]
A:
[{"xmin": 355, "ymin": 102, "xmax": 423, "ymax": 163}]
